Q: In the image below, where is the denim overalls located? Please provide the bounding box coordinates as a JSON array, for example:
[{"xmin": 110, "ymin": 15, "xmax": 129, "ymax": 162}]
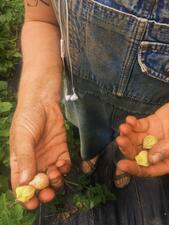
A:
[{"xmin": 51, "ymin": 1, "xmax": 169, "ymax": 224}]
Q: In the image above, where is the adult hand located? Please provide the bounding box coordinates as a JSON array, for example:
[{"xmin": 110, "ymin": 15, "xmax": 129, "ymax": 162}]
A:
[
  {"xmin": 10, "ymin": 101, "xmax": 71, "ymax": 209},
  {"xmin": 116, "ymin": 103, "xmax": 169, "ymax": 177}
]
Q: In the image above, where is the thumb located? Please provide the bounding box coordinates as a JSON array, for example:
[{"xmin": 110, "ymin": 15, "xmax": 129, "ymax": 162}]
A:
[
  {"xmin": 126, "ymin": 116, "xmax": 149, "ymax": 132},
  {"xmin": 148, "ymin": 139, "xmax": 169, "ymax": 164},
  {"xmin": 10, "ymin": 129, "xmax": 36, "ymax": 186}
]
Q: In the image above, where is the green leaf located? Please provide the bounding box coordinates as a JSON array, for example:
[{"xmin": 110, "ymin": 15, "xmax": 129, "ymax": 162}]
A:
[
  {"xmin": 0, "ymin": 129, "xmax": 9, "ymax": 137},
  {"xmin": 0, "ymin": 117, "xmax": 9, "ymax": 128},
  {"xmin": 0, "ymin": 102, "xmax": 12, "ymax": 113},
  {"xmin": 21, "ymin": 213, "xmax": 37, "ymax": 225},
  {"xmin": 11, "ymin": 204, "xmax": 24, "ymax": 221},
  {"xmin": 0, "ymin": 192, "xmax": 36, "ymax": 225},
  {"xmin": 13, "ymin": 52, "xmax": 21, "ymax": 58}
]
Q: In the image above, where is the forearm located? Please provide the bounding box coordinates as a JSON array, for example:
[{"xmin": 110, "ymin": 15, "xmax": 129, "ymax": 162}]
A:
[{"xmin": 17, "ymin": 21, "xmax": 62, "ymax": 108}]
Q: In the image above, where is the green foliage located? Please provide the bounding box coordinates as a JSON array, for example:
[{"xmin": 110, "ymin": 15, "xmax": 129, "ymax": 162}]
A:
[
  {"xmin": 65, "ymin": 175, "xmax": 115, "ymax": 210},
  {"xmin": 0, "ymin": 80, "xmax": 15, "ymax": 168},
  {"xmin": 73, "ymin": 184, "xmax": 115, "ymax": 210},
  {"xmin": 0, "ymin": 1, "xmax": 36, "ymax": 225},
  {"xmin": 0, "ymin": 0, "xmax": 23, "ymax": 78},
  {"xmin": 0, "ymin": 192, "xmax": 36, "ymax": 225},
  {"xmin": 48, "ymin": 174, "xmax": 115, "ymax": 223}
]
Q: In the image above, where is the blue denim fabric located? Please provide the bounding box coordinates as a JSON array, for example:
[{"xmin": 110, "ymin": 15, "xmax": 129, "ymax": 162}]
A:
[
  {"xmin": 48, "ymin": 1, "xmax": 169, "ymax": 225},
  {"xmin": 51, "ymin": 0, "xmax": 169, "ymax": 160}
]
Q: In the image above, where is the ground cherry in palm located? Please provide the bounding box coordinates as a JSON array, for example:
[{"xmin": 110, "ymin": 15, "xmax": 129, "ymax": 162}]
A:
[
  {"xmin": 135, "ymin": 135, "xmax": 158, "ymax": 167},
  {"xmin": 135, "ymin": 150, "xmax": 150, "ymax": 167},
  {"xmin": 29, "ymin": 173, "xmax": 49, "ymax": 190},
  {"xmin": 16, "ymin": 185, "xmax": 36, "ymax": 203},
  {"xmin": 143, "ymin": 135, "xmax": 158, "ymax": 149}
]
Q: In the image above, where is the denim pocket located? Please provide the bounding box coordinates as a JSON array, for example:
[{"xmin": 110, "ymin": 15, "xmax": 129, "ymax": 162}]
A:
[
  {"xmin": 126, "ymin": 41, "xmax": 169, "ymax": 105},
  {"xmin": 138, "ymin": 41, "xmax": 169, "ymax": 83}
]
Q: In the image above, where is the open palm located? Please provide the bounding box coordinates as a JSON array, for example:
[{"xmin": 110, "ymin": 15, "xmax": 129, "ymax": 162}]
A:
[{"xmin": 116, "ymin": 103, "xmax": 169, "ymax": 177}]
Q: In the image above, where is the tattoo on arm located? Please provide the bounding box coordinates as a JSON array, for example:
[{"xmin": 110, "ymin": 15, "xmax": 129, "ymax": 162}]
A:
[{"xmin": 26, "ymin": 0, "xmax": 50, "ymax": 7}]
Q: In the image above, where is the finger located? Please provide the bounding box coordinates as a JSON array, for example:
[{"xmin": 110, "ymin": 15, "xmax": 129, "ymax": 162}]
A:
[
  {"xmin": 145, "ymin": 160, "xmax": 169, "ymax": 176},
  {"xmin": 119, "ymin": 123, "xmax": 132, "ymax": 136},
  {"xmin": 56, "ymin": 159, "xmax": 71, "ymax": 175},
  {"xmin": 48, "ymin": 169, "xmax": 62, "ymax": 183},
  {"xmin": 23, "ymin": 197, "xmax": 39, "ymax": 210},
  {"xmin": 148, "ymin": 139, "xmax": 169, "ymax": 164},
  {"xmin": 116, "ymin": 136, "xmax": 137, "ymax": 159},
  {"xmin": 117, "ymin": 159, "xmax": 143, "ymax": 176},
  {"xmin": 125, "ymin": 116, "xmax": 137, "ymax": 127},
  {"xmin": 126, "ymin": 116, "xmax": 149, "ymax": 133},
  {"xmin": 117, "ymin": 159, "xmax": 169, "ymax": 177},
  {"xmin": 56, "ymin": 150, "xmax": 71, "ymax": 175},
  {"xmin": 38, "ymin": 187, "xmax": 55, "ymax": 203},
  {"xmin": 10, "ymin": 151, "xmax": 19, "ymax": 190},
  {"xmin": 50, "ymin": 178, "xmax": 64, "ymax": 190},
  {"xmin": 47, "ymin": 166, "xmax": 63, "ymax": 189},
  {"xmin": 10, "ymin": 128, "xmax": 36, "ymax": 185},
  {"xmin": 119, "ymin": 123, "xmax": 142, "ymax": 146}
]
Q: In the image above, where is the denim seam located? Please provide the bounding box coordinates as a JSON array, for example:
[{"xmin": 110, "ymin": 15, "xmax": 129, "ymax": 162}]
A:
[
  {"xmin": 125, "ymin": 91, "xmax": 168, "ymax": 105},
  {"xmin": 83, "ymin": 91, "xmax": 151, "ymax": 115},
  {"xmin": 75, "ymin": 78, "xmax": 164, "ymax": 106},
  {"xmin": 85, "ymin": 0, "xmax": 169, "ymax": 27},
  {"xmin": 74, "ymin": 67, "xmax": 169, "ymax": 105},
  {"xmin": 140, "ymin": 41, "xmax": 169, "ymax": 51}
]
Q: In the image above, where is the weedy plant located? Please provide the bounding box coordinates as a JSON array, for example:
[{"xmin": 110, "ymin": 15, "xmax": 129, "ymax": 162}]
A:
[{"xmin": 0, "ymin": 1, "xmax": 36, "ymax": 224}]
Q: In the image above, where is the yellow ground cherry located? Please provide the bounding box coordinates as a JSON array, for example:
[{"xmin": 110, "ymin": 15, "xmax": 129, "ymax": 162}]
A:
[
  {"xmin": 135, "ymin": 150, "xmax": 150, "ymax": 167},
  {"xmin": 143, "ymin": 135, "xmax": 158, "ymax": 149},
  {"xmin": 29, "ymin": 173, "xmax": 49, "ymax": 190},
  {"xmin": 16, "ymin": 185, "xmax": 36, "ymax": 203}
]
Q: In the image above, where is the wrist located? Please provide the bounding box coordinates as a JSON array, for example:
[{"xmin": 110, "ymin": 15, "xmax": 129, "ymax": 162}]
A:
[{"xmin": 17, "ymin": 67, "xmax": 62, "ymax": 107}]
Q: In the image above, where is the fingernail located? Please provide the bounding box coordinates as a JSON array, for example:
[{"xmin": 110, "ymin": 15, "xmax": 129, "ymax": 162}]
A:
[
  {"xmin": 19, "ymin": 170, "xmax": 30, "ymax": 184},
  {"xmin": 149, "ymin": 153, "xmax": 164, "ymax": 164},
  {"xmin": 56, "ymin": 160, "xmax": 66, "ymax": 168}
]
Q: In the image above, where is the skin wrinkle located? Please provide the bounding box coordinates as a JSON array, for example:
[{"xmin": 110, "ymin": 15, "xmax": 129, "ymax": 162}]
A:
[
  {"xmin": 26, "ymin": 0, "xmax": 49, "ymax": 7},
  {"xmin": 37, "ymin": 151, "xmax": 68, "ymax": 171},
  {"xmin": 13, "ymin": 102, "xmax": 49, "ymax": 147},
  {"xmin": 36, "ymin": 124, "xmax": 66, "ymax": 145},
  {"xmin": 12, "ymin": 117, "xmax": 44, "ymax": 147},
  {"xmin": 37, "ymin": 131, "xmax": 67, "ymax": 151},
  {"xmin": 36, "ymin": 137, "xmax": 67, "ymax": 159},
  {"xmin": 17, "ymin": 153, "xmax": 35, "ymax": 163}
]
